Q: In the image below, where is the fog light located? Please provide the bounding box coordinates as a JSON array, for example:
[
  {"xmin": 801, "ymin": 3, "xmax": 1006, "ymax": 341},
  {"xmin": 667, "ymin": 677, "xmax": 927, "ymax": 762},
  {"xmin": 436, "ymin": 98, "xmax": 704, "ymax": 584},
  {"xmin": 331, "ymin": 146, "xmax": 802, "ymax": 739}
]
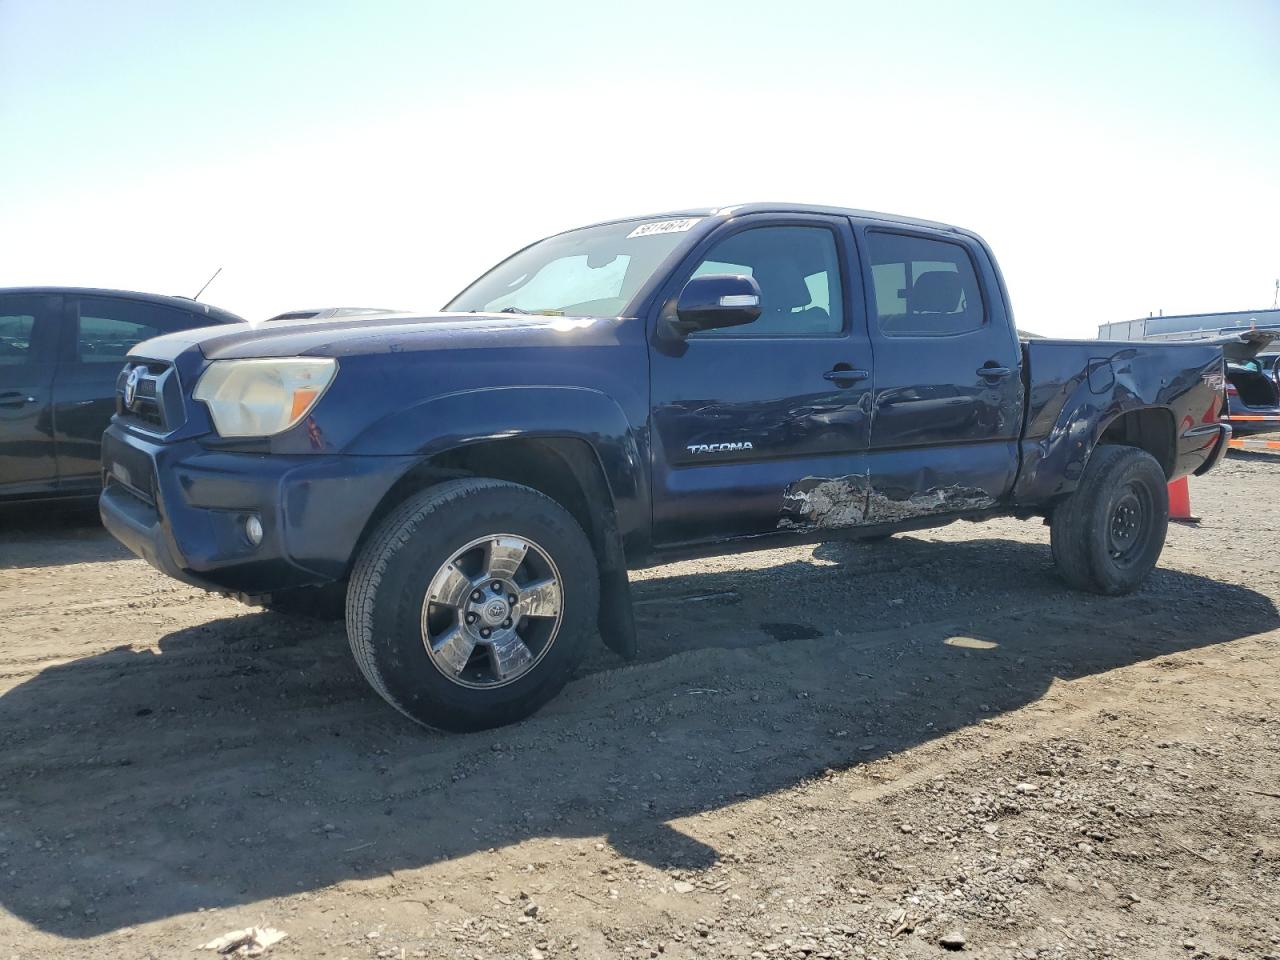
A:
[{"xmin": 244, "ymin": 514, "xmax": 264, "ymax": 546}]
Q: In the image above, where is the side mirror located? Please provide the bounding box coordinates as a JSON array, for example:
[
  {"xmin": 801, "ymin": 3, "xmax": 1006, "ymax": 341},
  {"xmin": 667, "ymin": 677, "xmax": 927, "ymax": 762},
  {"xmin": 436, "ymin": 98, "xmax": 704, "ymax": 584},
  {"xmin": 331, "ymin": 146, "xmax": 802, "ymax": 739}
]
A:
[{"xmin": 671, "ymin": 274, "xmax": 762, "ymax": 336}]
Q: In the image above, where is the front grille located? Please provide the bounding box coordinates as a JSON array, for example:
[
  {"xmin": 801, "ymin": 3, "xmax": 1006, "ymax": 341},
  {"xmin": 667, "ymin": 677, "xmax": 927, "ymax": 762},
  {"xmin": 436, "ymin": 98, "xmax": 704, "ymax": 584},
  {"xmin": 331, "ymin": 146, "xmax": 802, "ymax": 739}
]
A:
[{"xmin": 116, "ymin": 361, "xmax": 183, "ymax": 433}]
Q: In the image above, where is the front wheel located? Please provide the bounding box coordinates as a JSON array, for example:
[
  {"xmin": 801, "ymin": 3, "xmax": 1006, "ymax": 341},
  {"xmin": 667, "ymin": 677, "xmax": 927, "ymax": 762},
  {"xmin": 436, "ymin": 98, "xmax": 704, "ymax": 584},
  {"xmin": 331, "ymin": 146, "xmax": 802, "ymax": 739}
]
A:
[
  {"xmin": 1050, "ymin": 445, "xmax": 1169, "ymax": 595},
  {"xmin": 346, "ymin": 478, "xmax": 599, "ymax": 731}
]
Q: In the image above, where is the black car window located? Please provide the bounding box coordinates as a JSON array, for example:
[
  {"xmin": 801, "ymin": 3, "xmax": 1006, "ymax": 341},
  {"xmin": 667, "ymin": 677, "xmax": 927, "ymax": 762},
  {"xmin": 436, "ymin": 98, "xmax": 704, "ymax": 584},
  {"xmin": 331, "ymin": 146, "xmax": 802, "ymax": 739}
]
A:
[
  {"xmin": 75, "ymin": 298, "xmax": 193, "ymax": 363},
  {"xmin": 0, "ymin": 312, "xmax": 37, "ymax": 365},
  {"xmin": 0, "ymin": 295, "xmax": 56, "ymax": 365},
  {"xmin": 866, "ymin": 232, "xmax": 986, "ymax": 337},
  {"xmin": 687, "ymin": 226, "xmax": 843, "ymax": 336}
]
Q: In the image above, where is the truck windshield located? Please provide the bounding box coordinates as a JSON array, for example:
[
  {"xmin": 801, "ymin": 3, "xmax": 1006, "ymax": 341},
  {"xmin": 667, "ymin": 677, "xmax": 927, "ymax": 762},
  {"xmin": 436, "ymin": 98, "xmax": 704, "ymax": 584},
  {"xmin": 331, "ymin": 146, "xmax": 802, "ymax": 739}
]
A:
[{"xmin": 446, "ymin": 219, "xmax": 701, "ymax": 318}]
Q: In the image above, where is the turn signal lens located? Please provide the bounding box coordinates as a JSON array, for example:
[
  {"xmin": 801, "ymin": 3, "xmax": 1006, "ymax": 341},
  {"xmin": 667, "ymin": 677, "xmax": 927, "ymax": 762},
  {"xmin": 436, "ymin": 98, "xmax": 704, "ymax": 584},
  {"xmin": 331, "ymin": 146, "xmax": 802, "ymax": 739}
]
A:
[{"xmin": 289, "ymin": 387, "xmax": 320, "ymax": 422}]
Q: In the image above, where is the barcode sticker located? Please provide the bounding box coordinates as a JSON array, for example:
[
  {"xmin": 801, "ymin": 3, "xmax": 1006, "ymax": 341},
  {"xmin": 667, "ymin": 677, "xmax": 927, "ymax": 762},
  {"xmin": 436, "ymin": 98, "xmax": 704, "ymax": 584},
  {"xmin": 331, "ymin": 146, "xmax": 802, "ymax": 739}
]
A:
[{"xmin": 626, "ymin": 218, "xmax": 702, "ymax": 239}]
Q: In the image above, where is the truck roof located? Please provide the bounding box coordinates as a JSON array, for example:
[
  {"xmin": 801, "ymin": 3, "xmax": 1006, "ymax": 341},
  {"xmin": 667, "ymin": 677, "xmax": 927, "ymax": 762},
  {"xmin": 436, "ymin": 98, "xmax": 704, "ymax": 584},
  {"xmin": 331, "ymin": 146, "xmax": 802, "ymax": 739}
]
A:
[{"xmin": 580, "ymin": 203, "xmax": 967, "ymax": 235}]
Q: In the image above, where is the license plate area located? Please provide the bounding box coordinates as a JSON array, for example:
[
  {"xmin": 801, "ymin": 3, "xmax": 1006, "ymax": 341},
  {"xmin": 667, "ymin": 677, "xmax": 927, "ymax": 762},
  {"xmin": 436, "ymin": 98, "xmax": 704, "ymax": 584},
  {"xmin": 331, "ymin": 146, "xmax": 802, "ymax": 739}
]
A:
[{"xmin": 102, "ymin": 435, "xmax": 156, "ymax": 506}]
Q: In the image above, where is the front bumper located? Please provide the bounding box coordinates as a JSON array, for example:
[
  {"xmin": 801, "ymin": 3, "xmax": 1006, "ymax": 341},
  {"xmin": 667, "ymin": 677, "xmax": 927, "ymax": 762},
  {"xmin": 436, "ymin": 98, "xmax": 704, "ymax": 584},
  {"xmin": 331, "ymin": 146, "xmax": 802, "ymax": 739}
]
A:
[{"xmin": 99, "ymin": 424, "xmax": 418, "ymax": 594}]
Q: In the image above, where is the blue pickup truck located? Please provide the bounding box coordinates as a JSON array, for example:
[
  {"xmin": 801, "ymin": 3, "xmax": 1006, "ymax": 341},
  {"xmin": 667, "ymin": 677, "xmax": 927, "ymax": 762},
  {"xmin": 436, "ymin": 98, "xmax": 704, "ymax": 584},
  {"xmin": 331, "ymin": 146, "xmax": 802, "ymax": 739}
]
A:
[{"xmin": 100, "ymin": 204, "xmax": 1231, "ymax": 730}]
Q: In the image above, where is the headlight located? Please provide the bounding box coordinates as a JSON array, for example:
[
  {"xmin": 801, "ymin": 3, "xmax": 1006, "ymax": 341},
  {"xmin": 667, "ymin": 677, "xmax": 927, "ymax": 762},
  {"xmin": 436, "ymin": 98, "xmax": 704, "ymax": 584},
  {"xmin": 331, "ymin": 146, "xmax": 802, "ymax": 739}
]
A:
[{"xmin": 192, "ymin": 358, "xmax": 337, "ymax": 437}]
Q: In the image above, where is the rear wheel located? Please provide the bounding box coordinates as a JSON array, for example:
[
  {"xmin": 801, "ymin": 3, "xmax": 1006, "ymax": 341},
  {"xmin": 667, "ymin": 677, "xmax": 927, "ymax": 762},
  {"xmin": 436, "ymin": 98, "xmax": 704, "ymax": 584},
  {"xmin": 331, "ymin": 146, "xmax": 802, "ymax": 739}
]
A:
[
  {"xmin": 1050, "ymin": 444, "xmax": 1168, "ymax": 595},
  {"xmin": 346, "ymin": 478, "xmax": 598, "ymax": 731}
]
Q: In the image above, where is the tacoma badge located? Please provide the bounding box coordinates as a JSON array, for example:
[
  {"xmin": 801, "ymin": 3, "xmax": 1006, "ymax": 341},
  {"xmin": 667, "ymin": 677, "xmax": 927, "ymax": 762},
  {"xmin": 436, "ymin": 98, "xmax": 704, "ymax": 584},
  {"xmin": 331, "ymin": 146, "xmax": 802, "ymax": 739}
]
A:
[{"xmin": 687, "ymin": 442, "xmax": 754, "ymax": 454}]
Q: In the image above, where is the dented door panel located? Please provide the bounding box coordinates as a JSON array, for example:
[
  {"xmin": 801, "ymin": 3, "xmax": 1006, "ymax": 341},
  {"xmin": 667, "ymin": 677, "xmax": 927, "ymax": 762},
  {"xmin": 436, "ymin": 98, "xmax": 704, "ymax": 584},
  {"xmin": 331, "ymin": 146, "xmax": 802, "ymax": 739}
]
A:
[
  {"xmin": 649, "ymin": 339, "xmax": 874, "ymax": 544},
  {"xmin": 778, "ymin": 444, "xmax": 1008, "ymax": 532},
  {"xmin": 648, "ymin": 214, "xmax": 874, "ymax": 547},
  {"xmin": 852, "ymin": 220, "xmax": 1025, "ymax": 505},
  {"xmin": 653, "ymin": 450, "xmax": 874, "ymax": 545}
]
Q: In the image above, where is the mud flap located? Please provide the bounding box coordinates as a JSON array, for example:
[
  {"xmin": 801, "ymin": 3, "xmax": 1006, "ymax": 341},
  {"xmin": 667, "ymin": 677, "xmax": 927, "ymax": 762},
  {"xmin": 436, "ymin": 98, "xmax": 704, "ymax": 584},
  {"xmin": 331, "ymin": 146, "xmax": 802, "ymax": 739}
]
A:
[{"xmin": 597, "ymin": 566, "xmax": 638, "ymax": 659}]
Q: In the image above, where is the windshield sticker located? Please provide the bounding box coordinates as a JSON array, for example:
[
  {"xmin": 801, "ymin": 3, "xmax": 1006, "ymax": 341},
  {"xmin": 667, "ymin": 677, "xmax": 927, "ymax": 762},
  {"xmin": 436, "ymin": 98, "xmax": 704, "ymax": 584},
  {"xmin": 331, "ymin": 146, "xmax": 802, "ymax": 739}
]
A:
[{"xmin": 626, "ymin": 218, "xmax": 702, "ymax": 239}]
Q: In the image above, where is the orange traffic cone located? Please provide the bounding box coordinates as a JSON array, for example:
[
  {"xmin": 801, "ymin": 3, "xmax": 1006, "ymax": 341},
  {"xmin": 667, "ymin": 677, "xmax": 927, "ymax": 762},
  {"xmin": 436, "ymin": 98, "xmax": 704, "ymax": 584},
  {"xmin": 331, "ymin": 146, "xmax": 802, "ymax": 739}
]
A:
[{"xmin": 1168, "ymin": 476, "xmax": 1196, "ymax": 523}]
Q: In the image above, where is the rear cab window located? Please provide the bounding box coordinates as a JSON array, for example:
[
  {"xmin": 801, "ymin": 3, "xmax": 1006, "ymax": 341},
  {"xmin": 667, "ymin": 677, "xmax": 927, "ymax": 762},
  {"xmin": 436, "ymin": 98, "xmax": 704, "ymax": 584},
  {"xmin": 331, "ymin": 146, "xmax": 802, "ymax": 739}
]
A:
[{"xmin": 866, "ymin": 232, "xmax": 986, "ymax": 337}]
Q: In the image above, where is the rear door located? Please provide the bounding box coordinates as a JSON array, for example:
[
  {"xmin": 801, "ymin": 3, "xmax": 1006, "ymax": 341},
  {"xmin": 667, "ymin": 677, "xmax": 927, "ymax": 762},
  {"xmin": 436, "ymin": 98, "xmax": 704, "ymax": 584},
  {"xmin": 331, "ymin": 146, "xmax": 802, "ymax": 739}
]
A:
[
  {"xmin": 51, "ymin": 296, "xmax": 209, "ymax": 491},
  {"xmin": 648, "ymin": 215, "xmax": 875, "ymax": 545},
  {"xmin": 0, "ymin": 293, "xmax": 61, "ymax": 496},
  {"xmin": 856, "ymin": 224, "xmax": 1024, "ymax": 517}
]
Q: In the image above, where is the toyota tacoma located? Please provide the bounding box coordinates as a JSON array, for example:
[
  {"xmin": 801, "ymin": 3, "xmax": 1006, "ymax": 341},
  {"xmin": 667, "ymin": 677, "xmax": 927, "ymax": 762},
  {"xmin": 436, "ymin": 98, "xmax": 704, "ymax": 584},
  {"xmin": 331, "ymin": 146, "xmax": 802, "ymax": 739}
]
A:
[{"xmin": 100, "ymin": 204, "xmax": 1233, "ymax": 730}]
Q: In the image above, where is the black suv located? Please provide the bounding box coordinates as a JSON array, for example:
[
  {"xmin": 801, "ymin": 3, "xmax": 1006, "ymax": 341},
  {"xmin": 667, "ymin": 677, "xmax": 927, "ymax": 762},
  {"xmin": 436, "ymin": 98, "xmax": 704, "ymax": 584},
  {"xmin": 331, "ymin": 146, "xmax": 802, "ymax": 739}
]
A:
[{"xmin": 0, "ymin": 287, "xmax": 242, "ymax": 504}]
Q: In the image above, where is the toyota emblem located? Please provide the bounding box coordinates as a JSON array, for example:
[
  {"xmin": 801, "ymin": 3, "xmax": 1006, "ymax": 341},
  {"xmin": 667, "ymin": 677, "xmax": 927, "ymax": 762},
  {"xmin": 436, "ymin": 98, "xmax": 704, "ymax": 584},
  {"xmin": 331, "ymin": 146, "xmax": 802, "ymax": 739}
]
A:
[{"xmin": 123, "ymin": 366, "xmax": 143, "ymax": 408}]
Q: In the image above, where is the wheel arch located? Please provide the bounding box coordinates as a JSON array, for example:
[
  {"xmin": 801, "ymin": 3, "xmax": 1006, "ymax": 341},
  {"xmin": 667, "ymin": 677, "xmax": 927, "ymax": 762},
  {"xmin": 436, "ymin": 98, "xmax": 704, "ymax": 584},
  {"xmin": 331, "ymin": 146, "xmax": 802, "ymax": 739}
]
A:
[
  {"xmin": 1092, "ymin": 406, "xmax": 1177, "ymax": 479},
  {"xmin": 349, "ymin": 433, "xmax": 638, "ymax": 658},
  {"xmin": 1014, "ymin": 392, "xmax": 1179, "ymax": 506}
]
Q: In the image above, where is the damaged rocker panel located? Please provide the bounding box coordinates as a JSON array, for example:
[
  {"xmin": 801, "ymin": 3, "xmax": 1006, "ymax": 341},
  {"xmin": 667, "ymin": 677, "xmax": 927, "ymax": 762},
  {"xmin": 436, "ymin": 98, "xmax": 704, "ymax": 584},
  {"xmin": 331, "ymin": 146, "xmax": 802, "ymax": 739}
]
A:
[{"xmin": 779, "ymin": 473, "xmax": 998, "ymax": 530}]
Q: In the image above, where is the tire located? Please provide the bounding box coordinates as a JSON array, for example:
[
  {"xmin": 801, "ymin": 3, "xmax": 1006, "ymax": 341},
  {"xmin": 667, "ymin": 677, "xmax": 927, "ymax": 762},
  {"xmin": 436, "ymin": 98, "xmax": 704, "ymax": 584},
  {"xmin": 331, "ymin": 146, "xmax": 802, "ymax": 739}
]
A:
[
  {"xmin": 346, "ymin": 478, "xmax": 599, "ymax": 731},
  {"xmin": 1050, "ymin": 444, "xmax": 1169, "ymax": 595},
  {"xmin": 255, "ymin": 582, "xmax": 347, "ymax": 621}
]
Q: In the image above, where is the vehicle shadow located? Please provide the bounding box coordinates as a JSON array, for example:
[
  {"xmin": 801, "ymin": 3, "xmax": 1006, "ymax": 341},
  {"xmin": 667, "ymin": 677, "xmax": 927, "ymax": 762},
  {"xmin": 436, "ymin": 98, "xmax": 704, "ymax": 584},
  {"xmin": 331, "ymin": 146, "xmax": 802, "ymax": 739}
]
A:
[
  {"xmin": 0, "ymin": 501, "xmax": 123, "ymax": 570},
  {"xmin": 0, "ymin": 536, "xmax": 1275, "ymax": 937}
]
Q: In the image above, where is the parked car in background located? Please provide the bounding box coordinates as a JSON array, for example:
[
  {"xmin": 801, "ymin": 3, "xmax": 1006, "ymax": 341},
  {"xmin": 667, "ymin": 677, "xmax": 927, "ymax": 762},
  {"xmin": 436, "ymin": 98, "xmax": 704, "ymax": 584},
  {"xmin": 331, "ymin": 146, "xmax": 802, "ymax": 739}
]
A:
[
  {"xmin": 265, "ymin": 307, "xmax": 397, "ymax": 322},
  {"xmin": 0, "ymin": 287, "xmax": 243, "ymax": 504},
  {"xmin": 1225, "ymin": 346, "xmax": 1280, "ymax": 435}
]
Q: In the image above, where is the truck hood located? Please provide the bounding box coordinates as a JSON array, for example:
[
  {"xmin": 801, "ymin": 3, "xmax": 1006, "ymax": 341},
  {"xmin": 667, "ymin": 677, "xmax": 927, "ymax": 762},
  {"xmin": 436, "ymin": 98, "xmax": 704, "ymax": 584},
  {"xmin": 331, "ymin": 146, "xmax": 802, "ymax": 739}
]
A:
[{"xmin": 130, "ymin": 311, "xmax": 624, "ymax": 363}]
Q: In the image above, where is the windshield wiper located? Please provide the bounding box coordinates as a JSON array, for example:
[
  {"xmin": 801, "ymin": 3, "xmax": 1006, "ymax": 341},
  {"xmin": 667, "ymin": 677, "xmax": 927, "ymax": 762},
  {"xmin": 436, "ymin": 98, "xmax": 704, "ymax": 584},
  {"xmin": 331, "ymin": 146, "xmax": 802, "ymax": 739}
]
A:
[{"xmin": 499, "ymin": 306, "xmax": 533, "ymax": 315}]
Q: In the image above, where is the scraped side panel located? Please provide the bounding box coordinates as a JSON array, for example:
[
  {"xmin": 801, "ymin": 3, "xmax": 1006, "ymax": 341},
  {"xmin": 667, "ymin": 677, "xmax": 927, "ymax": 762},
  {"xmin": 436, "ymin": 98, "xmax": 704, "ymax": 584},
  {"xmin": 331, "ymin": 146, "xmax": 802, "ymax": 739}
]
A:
[
  {"xmin": 780, "ymin": 475, "xmax": 870, "ymax": 530},
  {"xmin": 780, "ymin": 472, "xmax": 997, "ymax": 531}
]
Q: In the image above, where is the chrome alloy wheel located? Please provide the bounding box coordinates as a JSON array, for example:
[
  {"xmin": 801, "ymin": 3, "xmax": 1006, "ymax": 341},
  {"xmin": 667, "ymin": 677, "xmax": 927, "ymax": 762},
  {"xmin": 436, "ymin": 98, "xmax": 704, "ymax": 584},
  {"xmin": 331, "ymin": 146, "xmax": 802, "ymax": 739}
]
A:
[{"xmin": 421, "ymin": 534, "xmax": 564, "ymax": 688}]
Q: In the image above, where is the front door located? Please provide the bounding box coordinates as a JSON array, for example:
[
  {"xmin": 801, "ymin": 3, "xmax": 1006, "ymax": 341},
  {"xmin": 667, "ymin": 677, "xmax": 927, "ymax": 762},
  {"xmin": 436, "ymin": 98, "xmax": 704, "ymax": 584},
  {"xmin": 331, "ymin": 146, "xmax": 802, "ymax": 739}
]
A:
[
  {"xmin": 857, "ymin": 225, "xmax": 1024, "ymax": 519},
  {"xmin": 648, "ymin": 216, "xmax": 875, "ymax": 547},
  {"xmin": 0, "ymin": 293, "xmax": 60, "ymax": 497}
]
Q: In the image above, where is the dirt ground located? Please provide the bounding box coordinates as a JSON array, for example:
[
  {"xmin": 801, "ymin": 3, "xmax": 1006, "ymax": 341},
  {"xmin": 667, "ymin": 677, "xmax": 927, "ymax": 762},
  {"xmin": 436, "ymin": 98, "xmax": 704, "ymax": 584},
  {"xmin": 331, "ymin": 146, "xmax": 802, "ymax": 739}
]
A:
[{"xmin": 1, "ymin": 453, "xmax": 1278, "ymax": 960}]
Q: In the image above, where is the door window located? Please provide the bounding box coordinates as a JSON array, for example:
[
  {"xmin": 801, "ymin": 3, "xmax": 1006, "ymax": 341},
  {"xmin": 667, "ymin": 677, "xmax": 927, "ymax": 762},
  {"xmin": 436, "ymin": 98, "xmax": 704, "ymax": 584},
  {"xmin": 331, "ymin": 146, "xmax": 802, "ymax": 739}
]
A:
[
  {"xmin": 0, "ymin": 313, "xmax": 37, "ymax": 365},
  {"xmin": 75, "ymin": 298, "xmax": 189, "ymax": 363},
  {"xmin": 0, "ymin": 295, "xmax": 57, "ymax": 365},
  {"xmin": 687, "ymin": 226, "xmax": 843, "ymax": 336},
  {"xmin": 866, "ymin": 232, "xmax": 985, "ymax": 337}
]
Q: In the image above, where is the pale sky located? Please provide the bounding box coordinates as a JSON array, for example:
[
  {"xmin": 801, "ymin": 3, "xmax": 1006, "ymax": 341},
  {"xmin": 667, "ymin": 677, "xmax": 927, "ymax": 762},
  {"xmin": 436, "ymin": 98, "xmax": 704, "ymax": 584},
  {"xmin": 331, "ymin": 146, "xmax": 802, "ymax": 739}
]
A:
[{"xmin": 2, "ymin": 0, "xmax": 1277, "ymax": 336}]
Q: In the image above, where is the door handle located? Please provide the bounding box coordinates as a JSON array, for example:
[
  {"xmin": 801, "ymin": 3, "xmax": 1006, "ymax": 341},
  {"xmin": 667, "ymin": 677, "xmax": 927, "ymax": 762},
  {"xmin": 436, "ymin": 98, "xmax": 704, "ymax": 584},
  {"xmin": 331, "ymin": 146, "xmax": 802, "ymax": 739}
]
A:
[
  {"xmin": 823, "ymin": 367, "xmax": 869, "ymax": 385},
  {"xmin": 976, "ymin": 366, "xmax": 1012, "ymax": 379},
  {"xmin": 0, "ymin": 391, "xmax": 37, "ymax": 408}
]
